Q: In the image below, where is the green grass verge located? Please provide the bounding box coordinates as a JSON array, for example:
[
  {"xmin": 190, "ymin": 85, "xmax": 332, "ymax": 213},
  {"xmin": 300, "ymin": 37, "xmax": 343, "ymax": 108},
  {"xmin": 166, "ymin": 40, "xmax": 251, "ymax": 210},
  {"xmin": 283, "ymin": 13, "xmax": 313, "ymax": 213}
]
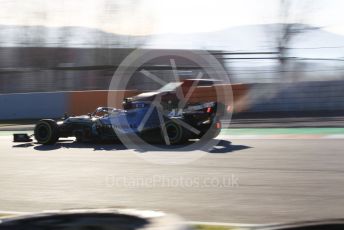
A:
[
  {"xmin": 0, "ymin": 119, "xmax": 38, "ymax": 127},
  {"xmin": 194, "ymin": 225, "xmax": 236, "ymax": 230},
  {"xmin": 221, "ymin": 128, "xmax": 344, "ymax": 135},
  {"xmin": 1, "ymin": 127, "xmax": 344, "ymax": 137},
  {"xmin": 0, "ymin": 131, "xmax": 33, "ymax": 136},
  {"xmin": 0, "ymin": 213, "xmax": 14, "ymax": 218}
]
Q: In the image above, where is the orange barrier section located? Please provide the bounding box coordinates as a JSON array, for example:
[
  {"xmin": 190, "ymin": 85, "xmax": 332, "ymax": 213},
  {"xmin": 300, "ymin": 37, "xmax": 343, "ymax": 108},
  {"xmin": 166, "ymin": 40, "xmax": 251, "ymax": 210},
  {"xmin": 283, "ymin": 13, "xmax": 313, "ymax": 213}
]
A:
[
  {"xmin": 216, "ymin": 84, "xmax": 250, "ymax": 112},
  {"xmin": 231, "ymin": 84, "xmax": 250, "ymax": 112},
  {"xmin": 187, "ymin": 84, "xmax": 250, "ymax": 112},
  {"xmin": 67, "ymin": 84, "xmax": 250, "ymax": 116},
  {"xmin": 67, "ymin": 90, "xmax": 139, "ymax": 116}
]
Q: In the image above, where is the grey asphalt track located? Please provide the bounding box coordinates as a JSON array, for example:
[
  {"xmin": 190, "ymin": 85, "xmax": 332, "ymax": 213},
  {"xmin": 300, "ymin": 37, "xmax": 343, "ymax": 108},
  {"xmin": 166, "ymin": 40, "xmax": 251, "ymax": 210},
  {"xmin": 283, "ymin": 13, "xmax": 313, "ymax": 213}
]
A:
[{"xmin": 0, "ymin": 135, "xmax": 344, "ymax": 224}]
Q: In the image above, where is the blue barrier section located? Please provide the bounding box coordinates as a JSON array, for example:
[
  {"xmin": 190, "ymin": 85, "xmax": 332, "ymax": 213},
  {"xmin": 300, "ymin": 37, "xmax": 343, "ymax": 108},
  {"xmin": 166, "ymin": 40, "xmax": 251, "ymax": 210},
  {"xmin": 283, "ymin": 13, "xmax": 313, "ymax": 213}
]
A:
[
  {"xmin": 0, "ymin": 92, "xmax": 67, "ymax": 120},
  {"xmin": 247, "ymin": 80, "xmax": 344, "ymax": 112}
]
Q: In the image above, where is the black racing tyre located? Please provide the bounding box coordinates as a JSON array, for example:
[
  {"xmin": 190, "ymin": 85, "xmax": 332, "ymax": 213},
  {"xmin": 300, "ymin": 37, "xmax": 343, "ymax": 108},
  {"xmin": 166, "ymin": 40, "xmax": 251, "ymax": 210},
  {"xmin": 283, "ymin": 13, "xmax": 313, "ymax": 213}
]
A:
[
  {"xmin": 34, "ymin": 119, "xmax": 59, "ymax": 145},
  {"xmin": 162, "ymin": 120, "xmax": 188, "ymax": 145}
]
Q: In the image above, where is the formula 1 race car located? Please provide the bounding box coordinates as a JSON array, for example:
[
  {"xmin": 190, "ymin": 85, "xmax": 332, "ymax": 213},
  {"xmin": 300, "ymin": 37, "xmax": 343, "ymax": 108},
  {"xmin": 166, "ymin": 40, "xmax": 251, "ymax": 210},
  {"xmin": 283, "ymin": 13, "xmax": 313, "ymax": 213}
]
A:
[{"xmin": 33, "ymin": 79, "xmax": 225, "ymax": 145}]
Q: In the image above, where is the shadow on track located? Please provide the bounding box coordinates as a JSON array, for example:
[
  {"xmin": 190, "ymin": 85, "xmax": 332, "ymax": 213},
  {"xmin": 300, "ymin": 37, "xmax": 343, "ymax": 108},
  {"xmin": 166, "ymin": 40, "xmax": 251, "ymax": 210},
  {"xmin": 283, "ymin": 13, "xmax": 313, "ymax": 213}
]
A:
[
  {"xmin": 13, "ymin": 139, "xmax": 251, "ymax": 154},
  {"xmin": 208, "ymin": 140, "xmax": 251, "ymax": 153},
  {"xmin": 33, "ymin": 141, "xmax": 127, "ymax": 151}
]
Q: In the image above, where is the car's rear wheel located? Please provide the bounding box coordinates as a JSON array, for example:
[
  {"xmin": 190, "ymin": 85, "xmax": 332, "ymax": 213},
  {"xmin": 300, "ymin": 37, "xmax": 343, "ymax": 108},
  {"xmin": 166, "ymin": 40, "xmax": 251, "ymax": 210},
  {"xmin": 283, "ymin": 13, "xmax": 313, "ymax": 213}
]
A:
[
  {"xmin": 34, "ymin": 119, "xmax": 59, "ymax": 145},
  {"xmin": 163, "ymin": 120, "xmax": 188, "ymax": 145}
]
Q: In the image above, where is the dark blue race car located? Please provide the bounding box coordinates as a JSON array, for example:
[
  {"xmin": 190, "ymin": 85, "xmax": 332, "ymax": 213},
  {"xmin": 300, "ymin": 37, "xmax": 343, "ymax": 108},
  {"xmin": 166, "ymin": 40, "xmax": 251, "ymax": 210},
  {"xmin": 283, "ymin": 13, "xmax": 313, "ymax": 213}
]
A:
[{"xmin": 33, "ymin": 80, "xmax": 225, "ymax": 145}]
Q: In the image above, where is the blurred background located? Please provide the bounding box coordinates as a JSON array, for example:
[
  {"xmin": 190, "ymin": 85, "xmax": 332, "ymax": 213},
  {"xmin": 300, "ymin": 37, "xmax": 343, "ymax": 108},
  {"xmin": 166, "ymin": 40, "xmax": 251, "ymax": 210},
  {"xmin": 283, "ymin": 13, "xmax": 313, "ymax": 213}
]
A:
[{"xmin": 0, "ymin": 0, "xmax": 344, "ymax": 119}]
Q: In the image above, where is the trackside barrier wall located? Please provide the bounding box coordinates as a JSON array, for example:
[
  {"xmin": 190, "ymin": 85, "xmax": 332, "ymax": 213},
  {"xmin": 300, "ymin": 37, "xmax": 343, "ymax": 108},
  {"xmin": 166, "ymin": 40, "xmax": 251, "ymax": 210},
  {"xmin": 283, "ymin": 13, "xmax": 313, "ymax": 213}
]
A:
[
  {"xmin": 0, "ymin": 84, "xmax": 249, "ymax": 120},
  {"xmin": 246, "ymin": 81, "xmax": 344, "ymax": 113},
  {"xmin": 67, "ymin": 84, "xmax": 250, "ymax": 116},
  {"xmin": 4, "ymin": 81, "xmax": 344, "ymax": 119},
  {"xmin": 68, "ymin": 90, "xmax": 141, "ymax": 116},
  {"xmin": 0, "ymin": 90, "xmax": 141, "ymax": 120},
  {"xmin": 3, "ymin": 81, "xmax": 344, "ymax": 119},
  {"xmin": 0, "ymin": 92, "xmax": 67, "ymax": 120}
]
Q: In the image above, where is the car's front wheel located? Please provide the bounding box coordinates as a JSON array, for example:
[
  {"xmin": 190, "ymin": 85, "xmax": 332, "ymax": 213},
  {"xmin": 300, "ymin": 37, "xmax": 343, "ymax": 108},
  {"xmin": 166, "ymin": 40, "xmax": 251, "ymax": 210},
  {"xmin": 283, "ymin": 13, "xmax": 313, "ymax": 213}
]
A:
[{"xmin": 34, "ymin": 119, "xmax": 59, "ymax": 145}]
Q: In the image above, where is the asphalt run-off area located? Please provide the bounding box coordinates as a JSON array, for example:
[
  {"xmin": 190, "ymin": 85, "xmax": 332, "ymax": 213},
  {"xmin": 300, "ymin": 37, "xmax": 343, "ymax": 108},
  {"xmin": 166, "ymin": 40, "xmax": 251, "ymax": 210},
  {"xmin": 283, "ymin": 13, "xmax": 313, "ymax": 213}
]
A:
[{"xmin": 0, "ymin": 127, "xmax": 344, "ymax": 224}]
